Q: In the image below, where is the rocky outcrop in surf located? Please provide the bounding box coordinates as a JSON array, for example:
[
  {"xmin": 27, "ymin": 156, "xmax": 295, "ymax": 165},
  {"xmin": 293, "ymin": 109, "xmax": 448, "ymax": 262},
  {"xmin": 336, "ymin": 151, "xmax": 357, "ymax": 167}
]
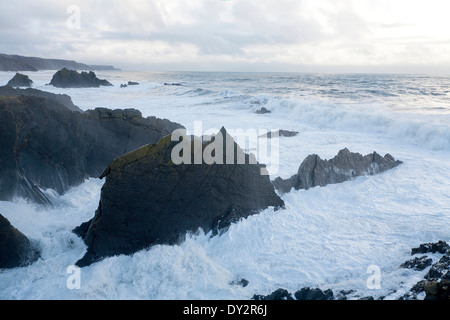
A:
[
  {"xmin": 6, "ymin": 73, "xmax": 33, "ymax": 87},
  {"xmin": 0, "ymin": 214, "xmax": 39, "ymax": 269},
  {"xmin": 73, "ymin": 127, "xmax": 284, "ymax": 267},
  {"xmin": 49, "ymin": 68, "xmax": 113, "ymax": 88},
  {"xmin": 272, "ymin": 148, "xmax": 402, "ymax": 194},
  {"xmin": 0, "ymin": 95, "xmax": 183, "ymax": 205}
]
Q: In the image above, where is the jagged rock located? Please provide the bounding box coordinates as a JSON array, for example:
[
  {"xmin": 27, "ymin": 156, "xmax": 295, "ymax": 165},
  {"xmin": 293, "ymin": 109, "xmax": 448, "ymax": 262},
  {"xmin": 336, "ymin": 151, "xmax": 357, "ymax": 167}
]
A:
[
  {"xmin": 400, "ymin": 256, "xmax": 433, "ymax": 271},
  {"xmin": 401, "ymin": 241, "xmax": 450, "ymax": 300},
  {"xmin": 0, "ymin": 96, "xmax": 183, "ymax": 205},
  {"xmin": 49, "ymin": 68, "xmax": 113, "ymax": 88},
  {"xmin": 6, "ymin": 73, "xmax": 33, "ymax": 87},
  {"xmin": 0, "ymin": 214, "xmax": 39, "ymax": 269},
  {"xmin": 73, "ymin": 127, "xmax": 284, "ymax": 267},
  {"xmin": 294, "ymin": 287, "xmax": 334, "ymax": 300},
  {"xmin": 0, "ymin": 85, "xmax": 82, "ymax": 112},
  {"xmin": 259, "ymin": 130, "xmax": 298, "ymax": 139},
  {"xmin": 411, "ymin": 241, "xmax": 449, "ymax": 255},
  {"xmin": 253, "ymin": 289, "xmax": 293, "ymax": 300},
  {"xmin": 272, "ymin": 148, "xmax": 402, "ymax": 194},
  {"xmin": 425, "ymin": 254, "xmax": 450, "ymax": 281},
  {"xmin": 120, "ymin": 84, "xmax": 127, "ymax": 88},
  {"xmin": 255, "ymin": 107, "xmax": 270, "ymax": 114}
]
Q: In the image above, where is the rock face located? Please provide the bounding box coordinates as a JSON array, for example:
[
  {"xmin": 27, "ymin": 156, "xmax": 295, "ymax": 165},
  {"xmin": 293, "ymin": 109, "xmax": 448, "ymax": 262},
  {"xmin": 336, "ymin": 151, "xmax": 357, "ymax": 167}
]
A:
[
  {"xmin": 6, "ymin": 73, "xmax": 33, "ymax": 87},
  {"xmin": 74, "ymin": 128, "xmax": 284, "ymax": 267},
  {"xmin": 0, "ymin": 214, "xmax": 39, "ymax": 269},
  {"xmin": 0, "ymin": 85, "xmax": 82, "ymax": 112},
  {"xmin": 272, "ymin": 148, "xmax": 402, "ymax": 194},
  {"xmin": 0, "ymin": 96, "xmax": 183, "ymax": 205},
  {"xmin": 49, "ymin": 68, "xmax": 113, "ymax": 88}
]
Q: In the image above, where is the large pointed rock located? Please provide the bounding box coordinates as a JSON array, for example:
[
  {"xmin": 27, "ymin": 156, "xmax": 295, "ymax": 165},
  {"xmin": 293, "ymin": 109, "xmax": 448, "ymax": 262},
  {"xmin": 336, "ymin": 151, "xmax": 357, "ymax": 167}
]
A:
[
  {"xmin": 273, "ymin": 148, "xmax": 402, "ymax": 194},
  {"xmin": 74, "ymin": 128, "xmax": 284, "ymax": 267},
  {"xmin": 6, "ymin": 73, "xmax": 33, "ymax": 87},
  {"xmin": 0, "ymin": 214, "xmax": 39, "ymax": 269}
]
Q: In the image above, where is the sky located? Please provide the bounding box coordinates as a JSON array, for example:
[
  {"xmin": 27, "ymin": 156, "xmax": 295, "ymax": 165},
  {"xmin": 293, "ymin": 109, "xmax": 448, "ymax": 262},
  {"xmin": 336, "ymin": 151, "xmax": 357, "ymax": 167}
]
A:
[{"xmin": 1, "ymin": 0, "xmax": 450, "ymax": 73}]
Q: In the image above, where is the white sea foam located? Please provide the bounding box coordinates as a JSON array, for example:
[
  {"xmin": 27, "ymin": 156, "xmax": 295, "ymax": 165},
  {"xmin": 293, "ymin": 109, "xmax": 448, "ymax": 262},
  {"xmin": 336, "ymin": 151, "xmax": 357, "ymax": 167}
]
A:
[{"xmin": 0, "ymin": 71, "xmax": 449, "ymax": 299}]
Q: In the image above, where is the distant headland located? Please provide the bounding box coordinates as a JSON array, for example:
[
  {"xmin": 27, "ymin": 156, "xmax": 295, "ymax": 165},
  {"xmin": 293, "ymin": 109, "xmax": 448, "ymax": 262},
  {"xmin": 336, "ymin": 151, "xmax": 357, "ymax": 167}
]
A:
[{"xmin": 0, "ymin": 53, "xmax": 119, "ymax": 72}]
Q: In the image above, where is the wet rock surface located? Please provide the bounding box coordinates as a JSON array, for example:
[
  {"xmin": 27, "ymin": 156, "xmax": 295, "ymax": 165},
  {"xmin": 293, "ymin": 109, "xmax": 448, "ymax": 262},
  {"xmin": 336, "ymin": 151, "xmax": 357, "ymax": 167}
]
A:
[
  {"xmin": 0, "ymin": 213, "xmax": 39, "ymax": 269},
  {"xmin": 74, "ymin": 128, "xmax": 284, "ymax": 267},
  {"xmin": 0, "ymin": 95, "xmax": 183, "ymax": 205}
]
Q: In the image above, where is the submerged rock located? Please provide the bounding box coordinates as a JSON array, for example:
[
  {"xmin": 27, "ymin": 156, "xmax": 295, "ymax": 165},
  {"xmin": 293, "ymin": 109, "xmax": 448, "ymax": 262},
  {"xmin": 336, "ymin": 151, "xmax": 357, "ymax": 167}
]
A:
[
  {"xmin": 0, "ymin": 214, "xmax": 39, "ymax": 269},
  {"xmin": 255, "ymin": 107, "xmax": 271, "ymax": 114},
  {"xmin": 49, "ymin": 68, "xmax": 113, "ymax": 88},
  {"xmin": 6, "ymin": 73, "xmax": 33, "ymax": 87},
  {"xmin": 127, "ymin": 81, "xmax": 139, "ymax": 86},
  {"xmin": 272, "ymin": 148, "xmax": 402, "ymax": 194},
  {"xmin": 0, "ymin": 96, "xmax": 183, "ymax": 205},
  {"xmin": 74, "ymin": 127, "xmax": 284, "ymax": 267}
]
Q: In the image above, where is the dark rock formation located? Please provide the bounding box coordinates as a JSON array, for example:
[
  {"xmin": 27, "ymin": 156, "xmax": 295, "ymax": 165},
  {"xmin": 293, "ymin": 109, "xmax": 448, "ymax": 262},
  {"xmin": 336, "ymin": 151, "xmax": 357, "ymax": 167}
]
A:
[
  {"xmin": 294, "ymin": 287, "xmax": 334, "ymax": 300},
  {"xmin": 424, "ymin": 280, "xmax": 450, "ymax": 300},
  {"xmin": 127, "ymin": 81, "xmax": 139, "ymax": 86},
  {"xmin": 164, "ymin": 82, "xmax": 182, "ymax": 86},
  {"xmin": 400, "ymin": 256, "xmax": 433, "ymax": 271},
  {"xmin": 0, "ymin": 214, "xmax": 39, "ymax": 269},
  {"xmin": 0, "ymin": 53, "xmax": 118, "ymax": 71},
  {"xmin": 255, "ymin": 107, "xmax": 271, "ymax": 114},
  {"xmin": 0, "ymin": 96, "xmax": 183, "ymax": 205},
  {"xmin": 120, "ymin": 84, "xmax": 127, "ymax": 88},
  {"xmin": 272, "ymin": 148, "xmax": 402, "ymax": 194},
  {"xmin": 73, "ymin": 127, "xmax": 284, "ymax": 267},
  {"xmin": 6, "ymin": 73, "xmax": 33, "ymax": 87},
  {"xmin": 259, "ymin": 130, "xmax": 298, "ymax": 139},
  {"xmin": 425, "ymin": 255, "xmax": 450, "ymax": 281},
  {"xmin": 400, "ymin": 241, "xmax": 450, "ymax": 300},
  {"xmin": 49, "ymin": 68, "xmax": 113, "ymax": 88},
  {"xmin": 411, "ymin": 241, "xmax": 449, "ymax": 255},
  {"xmin": 253, "ymin": 289, "xmax": 293, "ymax": 300},
  {"xmin": 253, "ymin": 287, "xmax": 333, "ymax": 301},
  {"xmin": 0, "ymin": 85, "xmax": 82, "ymax": 112}
]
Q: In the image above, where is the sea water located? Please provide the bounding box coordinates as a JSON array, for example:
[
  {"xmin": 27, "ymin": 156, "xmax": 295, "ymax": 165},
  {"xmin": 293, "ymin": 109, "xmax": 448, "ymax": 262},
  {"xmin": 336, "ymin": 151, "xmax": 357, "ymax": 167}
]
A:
[{"xmin": 0, "ymin": 70, "xmax": 449, "ymax": 299}]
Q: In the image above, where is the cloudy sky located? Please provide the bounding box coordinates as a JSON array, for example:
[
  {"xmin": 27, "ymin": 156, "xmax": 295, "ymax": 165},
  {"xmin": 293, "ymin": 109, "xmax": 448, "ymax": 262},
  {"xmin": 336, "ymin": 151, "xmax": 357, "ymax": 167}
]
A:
[{"xmin": 1, "ymin": 0, "xmax": 450, "ymax": 73}]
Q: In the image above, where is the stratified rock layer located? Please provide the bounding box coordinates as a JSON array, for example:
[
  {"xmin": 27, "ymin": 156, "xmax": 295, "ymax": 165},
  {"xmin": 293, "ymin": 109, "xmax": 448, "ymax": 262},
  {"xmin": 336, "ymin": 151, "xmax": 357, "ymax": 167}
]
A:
[{"xmin": 0, "ymin": 95, "xmax": 183, "ymax": 204}]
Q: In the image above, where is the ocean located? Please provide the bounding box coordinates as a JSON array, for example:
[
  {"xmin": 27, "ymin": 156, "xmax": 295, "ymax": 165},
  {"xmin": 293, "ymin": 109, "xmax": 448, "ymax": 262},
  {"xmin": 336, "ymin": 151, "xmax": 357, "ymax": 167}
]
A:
[{"xmin": 0, "ymin": 70, "xmax": 449, "ymax": 299}]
